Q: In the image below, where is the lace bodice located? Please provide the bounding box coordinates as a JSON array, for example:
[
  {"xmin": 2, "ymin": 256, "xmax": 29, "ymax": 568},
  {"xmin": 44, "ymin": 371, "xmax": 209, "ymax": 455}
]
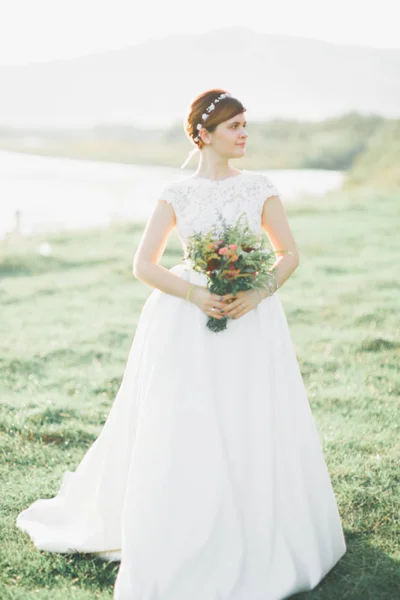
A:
[{"xmin": 158, "ymin": 170, "xmax": 280, "ymax": 250}]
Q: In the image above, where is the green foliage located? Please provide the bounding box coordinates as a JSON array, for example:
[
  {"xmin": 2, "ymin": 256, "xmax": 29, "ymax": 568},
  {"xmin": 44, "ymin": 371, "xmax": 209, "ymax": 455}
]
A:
[{"xmin": 343, "ymin": 119, "xmax": 400, "ymax": 190}]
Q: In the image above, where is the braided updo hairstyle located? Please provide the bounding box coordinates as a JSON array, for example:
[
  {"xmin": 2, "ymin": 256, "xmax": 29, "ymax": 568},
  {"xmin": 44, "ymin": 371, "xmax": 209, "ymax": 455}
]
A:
[{"xmin": 183, "ymin": 88, "xmax": 246, "ymax": 150}]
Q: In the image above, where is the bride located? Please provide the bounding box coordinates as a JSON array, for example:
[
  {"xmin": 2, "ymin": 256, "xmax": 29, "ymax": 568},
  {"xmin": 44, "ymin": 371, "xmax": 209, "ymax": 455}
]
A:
[{"xmin": 16, "ymin": 88, "xmax": 346, "ymax": 600}]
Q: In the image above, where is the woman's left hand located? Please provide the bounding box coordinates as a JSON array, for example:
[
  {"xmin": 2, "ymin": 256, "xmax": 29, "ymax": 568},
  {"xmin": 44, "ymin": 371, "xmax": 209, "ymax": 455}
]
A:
[{"xmin": 221, "ymin": 288, "xmax": 266, "ymax": 320}]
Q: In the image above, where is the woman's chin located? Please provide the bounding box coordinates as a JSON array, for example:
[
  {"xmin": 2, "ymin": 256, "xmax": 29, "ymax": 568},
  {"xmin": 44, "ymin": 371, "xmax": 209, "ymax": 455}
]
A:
[{"xmin": 230, "ymin": 147, "xmax": 246, "ymax": 158}]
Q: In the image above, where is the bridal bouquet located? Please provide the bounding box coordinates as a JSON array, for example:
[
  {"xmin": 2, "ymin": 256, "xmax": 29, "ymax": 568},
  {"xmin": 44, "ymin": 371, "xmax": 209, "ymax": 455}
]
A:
[{"xmin": 184, "ymin": 211, "xmax": 282, "ymax": 333}]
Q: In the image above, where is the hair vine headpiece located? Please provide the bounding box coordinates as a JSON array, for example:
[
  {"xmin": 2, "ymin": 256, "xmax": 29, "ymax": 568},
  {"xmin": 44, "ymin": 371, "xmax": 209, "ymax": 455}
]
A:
[{"xmin": 180, "ymin": 92, "xmax": 232, "ymax": 169}]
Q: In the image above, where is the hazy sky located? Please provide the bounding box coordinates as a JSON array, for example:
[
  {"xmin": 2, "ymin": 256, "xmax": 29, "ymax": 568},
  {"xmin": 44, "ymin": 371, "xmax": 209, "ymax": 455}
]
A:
[{"xmin": 1, "ymin": 0, "xmax": 398, "ymax": 65}]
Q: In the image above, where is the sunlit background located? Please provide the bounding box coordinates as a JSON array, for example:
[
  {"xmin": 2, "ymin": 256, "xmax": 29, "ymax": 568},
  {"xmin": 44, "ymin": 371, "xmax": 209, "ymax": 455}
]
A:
[{"xmin": 0, "ymin": 0, "xmax": 399, "ymax": 238}]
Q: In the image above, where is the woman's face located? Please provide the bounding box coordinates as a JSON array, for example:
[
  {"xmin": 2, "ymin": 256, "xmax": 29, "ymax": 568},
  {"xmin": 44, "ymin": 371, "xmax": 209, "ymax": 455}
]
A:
[{"xmin": 205, "ymin": 112, "xmax": 248, "ymax": 158}]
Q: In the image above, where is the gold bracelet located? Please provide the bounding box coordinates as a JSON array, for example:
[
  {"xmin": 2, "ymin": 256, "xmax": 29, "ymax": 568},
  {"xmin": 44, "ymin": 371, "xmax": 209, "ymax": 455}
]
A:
[
  {"xmin": 185, "ymin": 284, "xmax": 196, "ymax": 302},
  {"xmin": 256, "ymin": 271, "xmax": 278, "ymax": 299}
]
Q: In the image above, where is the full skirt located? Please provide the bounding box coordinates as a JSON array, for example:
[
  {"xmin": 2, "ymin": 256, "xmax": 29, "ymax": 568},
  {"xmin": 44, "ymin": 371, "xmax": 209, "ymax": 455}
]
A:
[{"xmin": 16, "ymin": 263, "xmax": 346, "ymax": 600}]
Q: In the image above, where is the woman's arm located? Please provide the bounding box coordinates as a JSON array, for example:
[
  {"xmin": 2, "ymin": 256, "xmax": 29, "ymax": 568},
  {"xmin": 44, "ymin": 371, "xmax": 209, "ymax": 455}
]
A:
[
  {"xmin": 133, "ymin": 199, "xmax": 195, "ymax": 300},
  {"xmin": 259, "ymin": 194, "xmax": 300, "ymax": 296},
  {"xmin": 214, "ymin": 193, "xmax": 300, "ymax": 320}
]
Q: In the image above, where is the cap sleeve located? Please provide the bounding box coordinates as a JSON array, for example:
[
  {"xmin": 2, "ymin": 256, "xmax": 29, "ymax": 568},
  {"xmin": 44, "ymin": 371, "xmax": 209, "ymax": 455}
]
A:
[
  {"xmin": 260, "ymin": 173, "xmax": 281, "ymax": 198},
  {"xmin": 257, "ymin": 173, "xmax": 281, "ymax": 214},
  {"xmin": 158, "ymin": 183, "xmax": 178, "ymax": 209}
]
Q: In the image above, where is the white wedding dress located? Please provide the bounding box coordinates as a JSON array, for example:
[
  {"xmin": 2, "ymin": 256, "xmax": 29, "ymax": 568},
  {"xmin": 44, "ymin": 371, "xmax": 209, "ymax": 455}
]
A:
[{"xmin": 16, "ymin": 170, "xmax": 346, "ymax": 599}]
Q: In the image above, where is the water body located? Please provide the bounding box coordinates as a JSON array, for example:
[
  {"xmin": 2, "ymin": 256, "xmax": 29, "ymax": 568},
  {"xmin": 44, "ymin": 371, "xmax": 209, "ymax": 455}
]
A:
[{"xmin": 0, "ymin": 150, "xmax": 345, "ymax": 239}]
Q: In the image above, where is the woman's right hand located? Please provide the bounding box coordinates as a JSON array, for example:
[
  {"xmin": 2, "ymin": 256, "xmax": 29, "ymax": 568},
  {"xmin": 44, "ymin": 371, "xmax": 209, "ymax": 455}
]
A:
[{"xmin": 190, "ymin": 286, "xmax": 235, "ymax": 319}]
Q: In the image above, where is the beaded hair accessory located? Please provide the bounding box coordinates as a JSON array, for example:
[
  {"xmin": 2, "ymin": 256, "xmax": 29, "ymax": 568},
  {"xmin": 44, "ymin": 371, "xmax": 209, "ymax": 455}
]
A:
[{"xmin": 180, "ymin": 92, "xmax": 232, "ymax": 169}]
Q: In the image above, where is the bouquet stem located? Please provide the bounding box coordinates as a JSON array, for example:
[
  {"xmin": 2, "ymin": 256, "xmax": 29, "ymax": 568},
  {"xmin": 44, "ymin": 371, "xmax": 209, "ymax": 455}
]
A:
[
  {"xmin": 206, "ymin": 282, "xmax": 235, "ymax": 333},
  {"xmin": 207, "ymin": 314, "xmax": 229, "ymax": 333}
]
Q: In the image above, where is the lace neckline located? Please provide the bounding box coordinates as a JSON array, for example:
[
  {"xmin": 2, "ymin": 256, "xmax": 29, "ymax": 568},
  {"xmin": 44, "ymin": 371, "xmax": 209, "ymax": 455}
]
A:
[{"xmin": 187, "ymin": 169, "xmax": 247, "ymax": 183}]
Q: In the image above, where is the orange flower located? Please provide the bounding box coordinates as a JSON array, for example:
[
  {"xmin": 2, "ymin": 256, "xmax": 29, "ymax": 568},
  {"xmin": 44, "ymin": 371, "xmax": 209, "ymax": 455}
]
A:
[{"xmin": 224, "ymin": 268, "xmax": 241, "ymax": 279}]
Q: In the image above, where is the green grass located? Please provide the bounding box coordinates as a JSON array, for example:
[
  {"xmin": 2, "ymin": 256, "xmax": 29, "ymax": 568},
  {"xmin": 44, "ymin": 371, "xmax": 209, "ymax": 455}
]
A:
[{"xmin": 1, "ymin": 186, "xmax": 399, "ymax": 599}]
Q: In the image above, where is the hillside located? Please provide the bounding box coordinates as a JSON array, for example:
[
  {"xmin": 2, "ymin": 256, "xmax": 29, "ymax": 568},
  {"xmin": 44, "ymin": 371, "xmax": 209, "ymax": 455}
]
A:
[{"xmin": 1, "ymin": 26, "xmax": 399, "ymax": 128}]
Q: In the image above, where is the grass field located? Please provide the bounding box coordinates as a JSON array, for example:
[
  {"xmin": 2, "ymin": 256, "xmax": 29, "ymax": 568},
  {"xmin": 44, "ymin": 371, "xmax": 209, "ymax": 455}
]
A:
[{"xmin": 1, "ymin": 185, "xmax": 399, "ymax": 599}]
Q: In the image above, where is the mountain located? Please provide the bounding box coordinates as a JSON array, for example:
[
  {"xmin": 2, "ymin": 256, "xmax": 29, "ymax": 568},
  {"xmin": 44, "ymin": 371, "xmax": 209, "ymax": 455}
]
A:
[{"xmin": 1, "ymin": 25, "xmax": 399, "ymax": 128}]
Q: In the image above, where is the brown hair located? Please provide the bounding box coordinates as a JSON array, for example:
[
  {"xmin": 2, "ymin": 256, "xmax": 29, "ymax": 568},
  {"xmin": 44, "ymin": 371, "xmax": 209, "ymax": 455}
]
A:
[{"xmin": 183, "ymin": 88, "xmax": 246, "ymax": 150}]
